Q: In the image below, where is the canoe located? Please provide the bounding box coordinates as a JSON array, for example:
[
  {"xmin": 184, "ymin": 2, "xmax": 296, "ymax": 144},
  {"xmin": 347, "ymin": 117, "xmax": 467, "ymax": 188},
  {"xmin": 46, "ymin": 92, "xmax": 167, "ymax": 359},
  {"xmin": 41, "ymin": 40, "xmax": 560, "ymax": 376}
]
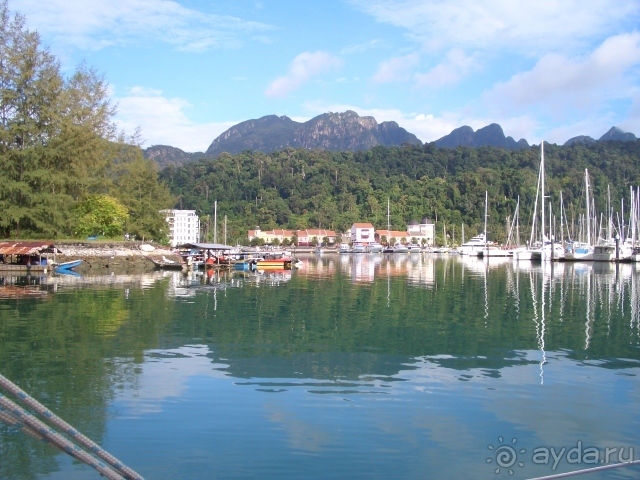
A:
[{"xmin": 54, "ymin": 259, "xmax": 83, "ymax": 271}]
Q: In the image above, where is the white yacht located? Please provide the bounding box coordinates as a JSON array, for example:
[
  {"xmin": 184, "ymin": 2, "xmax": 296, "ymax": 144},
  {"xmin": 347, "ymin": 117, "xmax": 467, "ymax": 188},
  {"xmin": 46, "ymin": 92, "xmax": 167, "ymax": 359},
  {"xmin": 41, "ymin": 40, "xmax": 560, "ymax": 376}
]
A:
[
  {"xmin": 352, "ymin": 242, "xmax": 366, "ymax": 253},
  {"xmin": 458, "ymin": 233, "xmax": 487, "ymax": 256},
  {"xmin": 338, "ymin": 243, "xmax": 351, "ymax": 254},
  {"xmin": 392, "ymin": 244, "xmax": 409, "ymax": 253},
  {"xmin": 368, "ymin": 242, "xmax": 384, "ymax": 253}
]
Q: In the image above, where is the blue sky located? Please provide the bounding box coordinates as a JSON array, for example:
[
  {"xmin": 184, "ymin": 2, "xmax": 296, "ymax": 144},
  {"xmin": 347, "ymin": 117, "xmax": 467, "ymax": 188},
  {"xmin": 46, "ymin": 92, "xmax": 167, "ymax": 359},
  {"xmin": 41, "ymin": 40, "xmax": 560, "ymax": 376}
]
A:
[{"xmin": 12, "ymin": 0, "xmax": 640, "ymax": 152}]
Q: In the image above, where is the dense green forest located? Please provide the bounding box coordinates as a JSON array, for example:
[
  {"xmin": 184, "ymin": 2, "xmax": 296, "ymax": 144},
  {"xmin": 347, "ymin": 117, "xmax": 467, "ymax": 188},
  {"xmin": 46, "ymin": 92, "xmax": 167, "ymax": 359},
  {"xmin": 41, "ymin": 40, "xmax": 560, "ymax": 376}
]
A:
[
  {"xmin": 160, "ymin": 140, "xmax": 640, "ymax": 245},
  {"xmin": 0, "ymin": 2, "xmax": 172, "ymax": 240}
]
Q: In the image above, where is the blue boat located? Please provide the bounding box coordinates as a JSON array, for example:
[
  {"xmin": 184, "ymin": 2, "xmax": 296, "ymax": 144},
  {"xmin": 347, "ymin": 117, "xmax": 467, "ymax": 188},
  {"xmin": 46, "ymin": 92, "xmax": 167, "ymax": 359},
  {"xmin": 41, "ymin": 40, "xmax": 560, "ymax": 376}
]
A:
[{"xmin": 54, "ymin": 259, "xmax": 83, "ymax": 272}]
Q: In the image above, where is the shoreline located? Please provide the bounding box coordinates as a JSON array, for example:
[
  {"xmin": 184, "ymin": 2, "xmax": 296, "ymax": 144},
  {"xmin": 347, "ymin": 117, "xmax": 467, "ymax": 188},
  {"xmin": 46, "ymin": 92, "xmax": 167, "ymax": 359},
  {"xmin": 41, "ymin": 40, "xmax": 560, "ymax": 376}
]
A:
[{"xmin": 52, "ymin": 241, "xmax": 178, "ymax": 274}]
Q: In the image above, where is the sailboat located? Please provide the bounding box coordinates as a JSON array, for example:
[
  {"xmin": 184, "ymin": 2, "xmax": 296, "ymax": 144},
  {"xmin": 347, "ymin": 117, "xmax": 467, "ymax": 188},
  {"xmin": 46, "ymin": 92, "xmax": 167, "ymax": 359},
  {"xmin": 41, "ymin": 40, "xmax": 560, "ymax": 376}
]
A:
[
  {"xmin": 522, "ymin": 142, "xmax": 564, "ymax": 261},
  {"xmin": 477, "ymin": 191, "xmax": 510, "ymax": 258},
  {"xmin": 565, "ymin": 169, "xmax": 595, "ymax": 261}
]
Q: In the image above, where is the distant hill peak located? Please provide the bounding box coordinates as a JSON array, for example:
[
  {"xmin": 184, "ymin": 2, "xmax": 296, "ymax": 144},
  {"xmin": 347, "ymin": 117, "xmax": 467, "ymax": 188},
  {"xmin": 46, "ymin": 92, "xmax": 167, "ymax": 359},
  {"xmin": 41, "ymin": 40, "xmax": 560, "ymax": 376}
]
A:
[
  {"xmin": 563, "ymin": 126, "xmax": 637, "ymax": 146},
  {"xmin": 435, "ymin": 123, "xmax": 529, "ymax": 150},
  {"xmin": 205, "ymin": 110, "xmax": 422, "ymax": 157}
]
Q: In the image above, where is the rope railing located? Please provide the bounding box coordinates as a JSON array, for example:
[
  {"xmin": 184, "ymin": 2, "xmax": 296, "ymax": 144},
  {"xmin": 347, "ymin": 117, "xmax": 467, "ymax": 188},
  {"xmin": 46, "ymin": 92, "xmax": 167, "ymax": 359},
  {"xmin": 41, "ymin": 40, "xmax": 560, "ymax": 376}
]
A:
[{"xmin": 0, "ymin": 373, "xmax": 144, "ymax": 480}]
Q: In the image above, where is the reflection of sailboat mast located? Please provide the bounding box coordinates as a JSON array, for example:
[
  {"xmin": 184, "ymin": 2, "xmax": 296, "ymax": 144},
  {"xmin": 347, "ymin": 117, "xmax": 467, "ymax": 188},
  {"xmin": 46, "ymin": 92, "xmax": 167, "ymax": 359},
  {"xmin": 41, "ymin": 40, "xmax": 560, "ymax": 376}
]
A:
[
  {"xmin": 585, "ymin": 269, "xmax": 593, "ymax": 350},
  {"xmin": 529, "ymin": 272, "xmax": 545, "ymax": 385},
  {"xmin": 387, "ymin": 261, "xmax": 391, "ymax": 308},
  {"xmin": 540, "ymin": 271, "xmax": 547, "ymax": 385},
  {"xmin": 483, "ymin": 259, "xmax": 488, "ymax": 326}
]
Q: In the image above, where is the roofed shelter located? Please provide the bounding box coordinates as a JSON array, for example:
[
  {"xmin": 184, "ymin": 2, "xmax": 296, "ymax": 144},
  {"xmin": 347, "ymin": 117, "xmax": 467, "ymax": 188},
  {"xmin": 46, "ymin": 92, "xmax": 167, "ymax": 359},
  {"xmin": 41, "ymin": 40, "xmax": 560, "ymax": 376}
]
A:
[{"xmin": 0, "ymin": 241, "xmax": 58, "ymax": 272}]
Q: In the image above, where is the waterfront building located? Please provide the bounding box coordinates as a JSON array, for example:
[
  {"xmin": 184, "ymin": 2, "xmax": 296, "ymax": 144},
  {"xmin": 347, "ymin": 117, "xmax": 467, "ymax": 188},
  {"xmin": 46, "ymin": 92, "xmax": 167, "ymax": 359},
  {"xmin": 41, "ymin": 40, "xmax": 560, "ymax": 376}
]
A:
[
  {"xmin": 350, "ymin": 223, "xmax": 375, "ymax": 244},
  {"xmin": 247, "ymin": 227, "xmax": 295, "ymax": 244},
  {"xmin": 407, "ymin": 217, "xmax": 435, "ymax": 246},
  {"xmin": 295, "ymin": 229, "xmax": 337, "ymax": 246},
  {"xmin": 161, "ymin": 210, "xmax": 200, "ymax": 247}
]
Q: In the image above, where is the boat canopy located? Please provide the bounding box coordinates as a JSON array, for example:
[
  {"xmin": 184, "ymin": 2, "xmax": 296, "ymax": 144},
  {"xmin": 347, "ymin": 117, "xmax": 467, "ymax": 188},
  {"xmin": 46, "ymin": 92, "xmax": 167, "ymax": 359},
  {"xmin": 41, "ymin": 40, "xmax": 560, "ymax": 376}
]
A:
[{"xmin": 176, "ymin": 243, "xmax": 235, "ymax": 250}]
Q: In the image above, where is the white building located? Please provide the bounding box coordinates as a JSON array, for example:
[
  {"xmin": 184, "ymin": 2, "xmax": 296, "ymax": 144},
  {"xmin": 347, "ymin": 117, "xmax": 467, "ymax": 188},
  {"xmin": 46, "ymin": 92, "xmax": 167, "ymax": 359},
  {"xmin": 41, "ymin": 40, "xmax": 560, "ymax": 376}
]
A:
[
  {"xmin": 407, "ymin": 217, "xmax": 435, "ymax": 245},
  {"xmin": 161, "ymin": 210, "xmax": 200, "ymax": 247},
  {"xmin": 350, "ymin": 223, "xmax": 375, "ymax": 243}
]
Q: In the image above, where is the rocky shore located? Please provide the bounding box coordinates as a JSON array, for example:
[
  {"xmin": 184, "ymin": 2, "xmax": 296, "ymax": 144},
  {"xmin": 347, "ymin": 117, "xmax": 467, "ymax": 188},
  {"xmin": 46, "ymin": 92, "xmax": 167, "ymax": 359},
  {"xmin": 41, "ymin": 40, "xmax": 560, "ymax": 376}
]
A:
[{"xmin": 53, "ymin": 242, "xmax": 181, "ymax": 274}]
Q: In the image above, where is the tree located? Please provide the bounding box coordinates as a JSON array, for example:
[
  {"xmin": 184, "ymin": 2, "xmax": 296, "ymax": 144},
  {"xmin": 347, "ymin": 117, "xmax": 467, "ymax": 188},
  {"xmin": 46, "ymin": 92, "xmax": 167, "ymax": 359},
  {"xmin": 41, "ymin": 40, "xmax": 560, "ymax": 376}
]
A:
[
  {"xmin": 73, "ymin": 195, "xmax": 128, "ymax": 237},
  {"xmin": 113, "ymin": 151, "xmax": 174, "ymax": 241}
]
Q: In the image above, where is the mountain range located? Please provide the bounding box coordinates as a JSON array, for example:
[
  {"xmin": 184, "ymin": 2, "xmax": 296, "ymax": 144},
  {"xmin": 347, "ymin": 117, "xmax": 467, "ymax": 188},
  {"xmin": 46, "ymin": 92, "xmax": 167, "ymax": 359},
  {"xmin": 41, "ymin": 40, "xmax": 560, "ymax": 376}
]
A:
[
  {"xmin": 563, "ymin": 127, "xmax": 638, "ymax": 146},
  {"xmin": 143, "ymin": 111, "xmax": 638, "ymax": 166},
  {"xmin": 434, "ymin": 124, "xmax": 529, "ymax": 150},
  {"xmin": 205, "ymin": 110, "xmax": 421, "ymax": 157}
]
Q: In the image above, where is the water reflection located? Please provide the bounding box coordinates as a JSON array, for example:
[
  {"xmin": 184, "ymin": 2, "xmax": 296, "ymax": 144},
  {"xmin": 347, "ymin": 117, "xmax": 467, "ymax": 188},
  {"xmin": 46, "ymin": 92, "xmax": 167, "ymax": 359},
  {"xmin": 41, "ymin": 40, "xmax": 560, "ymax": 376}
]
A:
[{"xmin": 3, "ymin": 257, "xmax": 640, "ymax": 479}]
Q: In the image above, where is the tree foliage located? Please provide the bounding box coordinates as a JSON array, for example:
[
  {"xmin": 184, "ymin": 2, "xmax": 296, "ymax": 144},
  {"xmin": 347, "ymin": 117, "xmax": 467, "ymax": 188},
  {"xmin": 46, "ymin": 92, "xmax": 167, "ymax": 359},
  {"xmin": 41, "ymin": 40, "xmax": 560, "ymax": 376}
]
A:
[
  {"xmin": 0, "ymin": 2, "xmax": 172, "ymax": 240},
  {"xmin": 161, "ymin": 141, "xmax": 640, "ymax": 244},
  {"xmin": 73, "ymin": 194, "xmax": 128, "ymax": 237}
]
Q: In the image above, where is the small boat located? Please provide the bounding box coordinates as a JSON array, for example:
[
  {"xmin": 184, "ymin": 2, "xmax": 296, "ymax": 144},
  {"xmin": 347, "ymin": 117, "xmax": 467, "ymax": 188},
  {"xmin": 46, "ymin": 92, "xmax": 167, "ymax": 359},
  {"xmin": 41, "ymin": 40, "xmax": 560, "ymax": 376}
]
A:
[
  {"xmin": 338, "ymin": 243, "xmax": 351, "ymax": 254},
  {"xmin": 233, "ymin": 260, "xmax": 257, "ymax": 271},
  {"xmin": 256, "ymin": 257, "xmax": 293, "ymax": 270},
  {"xmin": 149, "ymin": 256, "xmax": 185, "ymax": 270},
  {"xmin": 53, "ymin": 259, "xmax": 83, "ymax": 271}
]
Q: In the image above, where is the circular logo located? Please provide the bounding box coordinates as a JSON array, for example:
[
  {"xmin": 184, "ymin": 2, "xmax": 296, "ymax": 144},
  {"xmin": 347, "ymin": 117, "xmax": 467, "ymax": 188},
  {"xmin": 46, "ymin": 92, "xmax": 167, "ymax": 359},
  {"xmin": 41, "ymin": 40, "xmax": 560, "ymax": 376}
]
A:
[{"xmin": 487, "ymin": 436, "xmax": 526, "ymax": 475}]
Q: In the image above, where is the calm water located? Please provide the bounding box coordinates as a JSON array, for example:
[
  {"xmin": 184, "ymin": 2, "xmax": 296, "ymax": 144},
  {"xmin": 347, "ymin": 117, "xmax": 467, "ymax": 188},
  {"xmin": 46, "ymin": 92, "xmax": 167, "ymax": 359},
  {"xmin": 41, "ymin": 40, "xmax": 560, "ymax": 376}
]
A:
[{"xmin": 1, "ymin": 255, "xmax": 640, "ymax": 479}]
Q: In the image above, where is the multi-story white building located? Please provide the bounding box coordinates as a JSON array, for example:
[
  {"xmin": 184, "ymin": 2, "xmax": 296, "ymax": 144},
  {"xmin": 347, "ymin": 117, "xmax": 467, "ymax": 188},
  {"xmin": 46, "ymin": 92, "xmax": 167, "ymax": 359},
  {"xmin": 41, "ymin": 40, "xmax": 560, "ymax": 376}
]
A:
[{"xmin": 161, "ymin": 210, "xmax": 200, "ymax": 247}]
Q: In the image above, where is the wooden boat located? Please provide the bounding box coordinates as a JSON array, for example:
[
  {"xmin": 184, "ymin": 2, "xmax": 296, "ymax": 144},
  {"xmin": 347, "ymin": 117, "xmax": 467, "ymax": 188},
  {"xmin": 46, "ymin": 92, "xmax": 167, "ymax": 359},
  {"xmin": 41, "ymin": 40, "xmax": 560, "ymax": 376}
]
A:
[{"xmin": 149, "ymin": 256, "xmax": 185, "ymax": 270}]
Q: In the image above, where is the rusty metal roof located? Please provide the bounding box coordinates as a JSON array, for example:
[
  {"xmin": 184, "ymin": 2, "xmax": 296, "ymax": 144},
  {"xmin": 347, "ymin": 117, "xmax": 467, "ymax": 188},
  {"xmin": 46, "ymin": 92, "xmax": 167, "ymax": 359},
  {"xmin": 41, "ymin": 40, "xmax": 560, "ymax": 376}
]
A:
[{"xmin": 0, "ymin": 241, "xmax": 56, "ymax": 255}]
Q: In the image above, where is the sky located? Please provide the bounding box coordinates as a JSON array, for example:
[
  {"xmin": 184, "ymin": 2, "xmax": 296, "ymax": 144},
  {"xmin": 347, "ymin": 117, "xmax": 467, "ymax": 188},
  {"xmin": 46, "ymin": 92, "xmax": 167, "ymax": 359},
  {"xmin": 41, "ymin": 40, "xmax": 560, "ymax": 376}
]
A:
[{"xmin": 11, "ymin": 0, "xmax": 640, "ymax": 152}]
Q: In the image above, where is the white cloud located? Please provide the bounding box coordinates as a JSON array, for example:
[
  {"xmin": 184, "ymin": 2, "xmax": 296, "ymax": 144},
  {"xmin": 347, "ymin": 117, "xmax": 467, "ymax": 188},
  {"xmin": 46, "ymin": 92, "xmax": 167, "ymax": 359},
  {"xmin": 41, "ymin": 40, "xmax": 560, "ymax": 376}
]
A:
[
  {"xmin": 114, "ymin": 87, "xmax": 236, "ymax": 152},
  {"xmin": 372, "ymin": 53, "xmax": 420, "ymax": 83},
  {"xmin": 14, "ymin": 0, "xmax": 273, "ymax": 52},
  {"xmin": 483, "ymin": 32, "xmax": 640, "ymax": 118},
  {"xmin": 349, "ymin": 0, "xmax": 640, "ymax": 55},
  {"xmin": 413, "ymin": 49, "xmax": 478, "ymax": 88},
  {"xmin": 341, "ymin": 39, "xmax": 383, "ymax": 55},
  {"xmin": 265, "ymin": 51, "xmax": 343, "ymax": 98}
]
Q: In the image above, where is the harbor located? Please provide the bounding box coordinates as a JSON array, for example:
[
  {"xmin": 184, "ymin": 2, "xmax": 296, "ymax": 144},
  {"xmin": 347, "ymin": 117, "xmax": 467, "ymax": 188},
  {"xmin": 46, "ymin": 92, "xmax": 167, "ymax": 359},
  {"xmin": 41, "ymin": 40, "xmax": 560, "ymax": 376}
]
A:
[{"xmin": 2, "ymin": 255, "xmax": 640, "ymax": 479}]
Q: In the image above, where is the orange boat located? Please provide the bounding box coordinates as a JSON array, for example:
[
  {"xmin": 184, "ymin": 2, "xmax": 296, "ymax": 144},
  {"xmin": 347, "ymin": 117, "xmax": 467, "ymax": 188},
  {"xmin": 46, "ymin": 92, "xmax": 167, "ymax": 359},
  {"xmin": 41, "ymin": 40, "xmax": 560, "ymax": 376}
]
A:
[{"xmin": 255, "ymin": 257, "xmax": 292, "ymax": 270}]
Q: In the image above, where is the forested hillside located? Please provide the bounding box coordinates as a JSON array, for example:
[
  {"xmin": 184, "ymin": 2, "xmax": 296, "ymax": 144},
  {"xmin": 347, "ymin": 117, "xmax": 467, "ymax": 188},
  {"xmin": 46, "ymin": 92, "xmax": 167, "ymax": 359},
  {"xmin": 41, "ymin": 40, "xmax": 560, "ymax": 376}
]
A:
[
  {"xmin": 0, "ymin": 2, "xmax": 173, "ymax": 240},
  {"xmin": 160, "ymin": 141, "xmax": 640, "ymax": 245}
]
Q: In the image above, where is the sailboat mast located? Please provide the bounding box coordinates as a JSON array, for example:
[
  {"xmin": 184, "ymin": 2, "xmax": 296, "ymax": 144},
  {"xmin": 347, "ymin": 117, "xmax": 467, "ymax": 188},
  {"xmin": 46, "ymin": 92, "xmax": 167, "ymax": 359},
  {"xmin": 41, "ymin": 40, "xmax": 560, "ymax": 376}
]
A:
[
  {"xmin": 387, "ymin": 198, "xmax": 390, "ymax": 244},
  {"xmin": 484, "ymin": 191, "xmax": 488, "ymax": 250},
  {"xmin": 560, "ymin": 191, "xmax": 564, "ymax": 246},
  {"xmin": 585, "ymin": 169, "xmax": 591, "ymax": 246},
  {"xmin": 541, "ymin": 141, "xmax": 545, "ymax": 247}
]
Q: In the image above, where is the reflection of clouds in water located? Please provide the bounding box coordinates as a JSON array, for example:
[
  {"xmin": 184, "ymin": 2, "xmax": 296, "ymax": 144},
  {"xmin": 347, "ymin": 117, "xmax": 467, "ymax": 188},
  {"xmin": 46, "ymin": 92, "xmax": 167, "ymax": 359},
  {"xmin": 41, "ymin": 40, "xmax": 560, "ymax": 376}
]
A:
[
  {"xmin": 395, "ymin": 351, "xmax": 640, "ymax": 453},
  {"xmin": 113, "ymin": 344, "xmax": 228, "ymax": 415},
  {"xmin": 264, "ymin": 404, "xmax": 333, "ymax": 452}
]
